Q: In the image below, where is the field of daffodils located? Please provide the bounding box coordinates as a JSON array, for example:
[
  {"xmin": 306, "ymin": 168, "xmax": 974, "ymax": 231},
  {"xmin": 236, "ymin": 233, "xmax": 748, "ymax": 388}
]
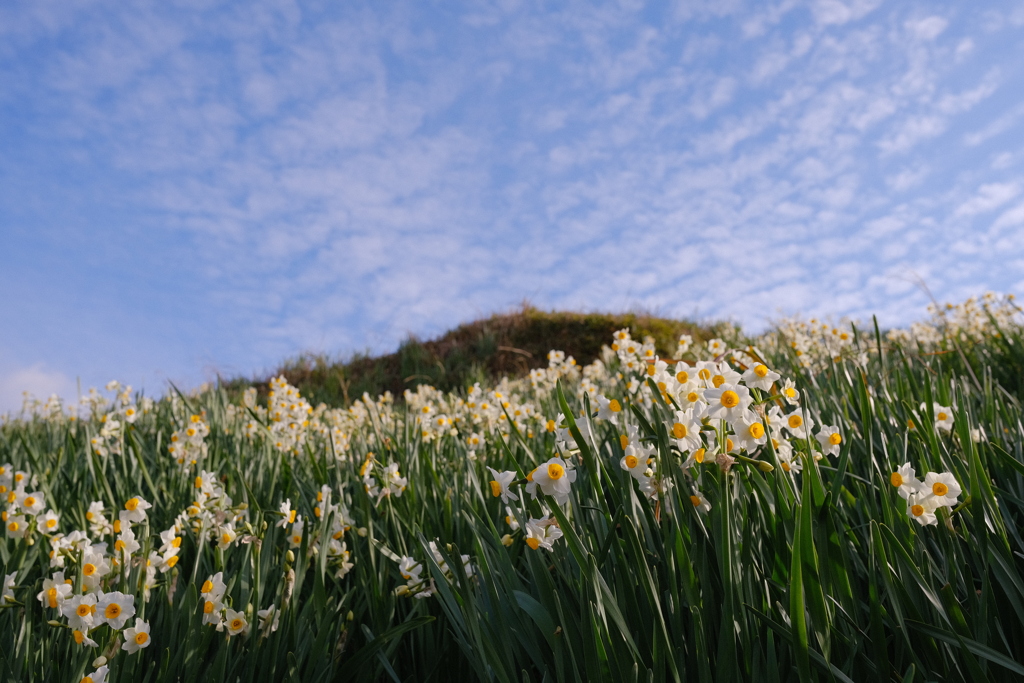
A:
[{"xmin": 2, "ymin": 294, "xmax": 1024, "ymax": 682}]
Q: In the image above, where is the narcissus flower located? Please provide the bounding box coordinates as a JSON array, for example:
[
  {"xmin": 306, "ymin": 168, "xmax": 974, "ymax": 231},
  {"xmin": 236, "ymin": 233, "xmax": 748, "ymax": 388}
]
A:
[
  {"xmin": 62, "ymin": 593, "xmax": 98, "ymax": 630},
  {"xmin": 96, "ymin": 591, "xmax": 135, "ymax": 630},
  {"xmin": 2, "ymin": 572, "xmax": 15, "ymax": 603},
  {"xmin": 670, "ymin": 410, "xmax": 703, "ymax": 453},
  {"xmin": 121, "ymin": 496, "xmax": 151, "ymax": 523},
  {"xmin": 528, "ymin": 457, "xmax": 577, "ymax": 505},
  {"xmin": 734, "ymin": 413, "xmax": 768, "ymax": 452},
  {"xmin": 258, "ymin": 605, "xmax": 280, "ymax": 635},
  {"xmin": 783, "ymin": 408, "xmax": 815, "ymax": 439},
  {"xmin": 780, "ymin": 379, "xmax": 800, "ymax": 405},
  {"xmin": 594, "ymin": 395, "xmax": 623, "ymax": 424},
  {"xmin": 620, "ymin": 444, "xmax": 652, "ymax": 480},
  {"xmin": 890, "ymin": 462, "xmax": 921, "ymax": 500},
  {"xmin": 17, "ymin": 491, "xmax": 45, "ymax": 515},
  {"xmin": 201, "ymin": 572, "xmax": 227, "ymax": 602},
  {"xmin": 921, "ymin": 403, "xmax": 954, "ymax": 432},
  {"xmin": 6, "ymin": 515, "xmax": 27, "ymax": 539},
  {"xmin": 36, "ymin": 571, "xmax": 72, "ymax": 610},
  {"xmin": 277, "ymin": 499, "xmax": 296, "ymax": 527},
  {"xmin": 689, "ymin": 489, "xmax": 712, "ymax": 513},
  {"xmin": 703, "ymin": 384, "xmax": 753, "ymax": 424},
  {"xmin": 122, "ymin": 618, "xmax": 151, "ymax": 653},
  {"xmin": 922, "ymin": 472, "xmax": 961, "ymax": 507},
  {"xmin": 486, "ymin": 468, "xmax": 518, "ymax": 504},
  {"xmin": 72, "ymin": 629, "xmax": 98, "ymax": 647},
  {"xmin": 38, "ymin": 509, "xmax": 60, "ymax": 533},
  {"xmin": 906, "ymin": 493, "xmax": 939, "ymax": 526},
  {"xmin": 79, "ymin": 664, "xmax": 109, "ymax": 683},
  {"xmin": 741, "ymin": 363, "xmax": 780, "ymax": 391},
  {"xmin": 224, "ymin": 608, "xmax": 249, "ymax": 636},
  {"xmin": 815, "ymin": 425, "xmax": 842, "ymax": 457},
  {"xmin": 524, "ymin": 516, "xmax": 563, "ymax": 551}
]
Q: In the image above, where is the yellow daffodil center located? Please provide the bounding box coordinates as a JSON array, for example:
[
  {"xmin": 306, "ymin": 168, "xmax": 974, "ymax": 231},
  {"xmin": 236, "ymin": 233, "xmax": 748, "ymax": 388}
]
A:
[
  {"xmin": 625, "ymin": 455, "xmax": 639, "ymax": 469},
  {"xmin": 695, "ymin": 448, "xmax": 706, "ymax": 463},
  {"xmin": 77, "ymin": 604, "xmax": 91, "ymax": 617},
  {"xmin": 24, "ymin": 496, "xmax": 35, "ymax": 507},
  {"xmin": 698, "ymin": 369, "xmax": 711, "ymax": 380},
  {"xmin": 166, "ymin": 555, "xmax": 179, "ymax": 568},
  {"xmin": 676, "ymin": 370, "xmax": 689, "ymax": 382},
  {"xmin": 231, "ymin": 619, "xmax": 244, "ymax": 631},
  {"xmin": 687, "ymin": 392, "xmax": 699, "ymax": 403},
  {"xmin": 720, "ymin": 391, "xmax": 739, "ymax": 409},
  {"xmin": 47, "ymin": 587, "xmax": 57, "ymax": 608},
  {"xmin": 526, "ymin": 469, "xmax": 535, "ymax": 482},
  {"xmin": 911, "ymin": 505, "xmax": 925, "ymax": 517},
  {"xmin": 172, "ymin": 537, "xmax": 182, "ymax": 548},
  {"xmin": 937, "ymin": 412, "xmax": 948, "ymax": 422},
  {"xmin": 788, "ymin": 415, "xmax": 803, "ymax": 429},
  {"xmin": 546, "ymin": 420, "xmax": 556, "ymax": 432},
  {"xmin": 292, "ymin": 535, "xmax": 301, "ymax": 545},
  {"xmin": 784, "ymin": 387, "xmax": 796, "ymax": 398},
  {"xmin": 526, "ymin": 537, "xmax": 541, "ymax": 549},
  {"xmin": 489, "ymin": 481, "xmax": 502, "ymax": 497},
  {"xmin": 689, "ymin": 495, "xmax": 701, "ymax": 507},
  {"xmin": 114, "ymin": 540, "xmax": 126, "ymax": 552},
  {"xmin": 712, "ymin": 375, "xmax": 725, "ymax": 388},
  {"xmin": 890, "ymin": 472, "xmax": 904, "ymax": 487},
  {"xmin": 221, "ymin": 533, "xmax": 233, "ymax": 544},
  {"xmin": 619, "ymin": 435, "xmax": 629, "ymax": 449},
  {"xmin": 125, "ymin": 498, "xmax": 139, "ymax": 511},
  {"xmin": 673, "ymin": 423, "xmax": 687, "ymax": 439},
  {"xmin": 204, "ymin": 601, "xmax": 215, "ymax": 614},
  {"xmin": 81, "ymin": 676, "xmax": 93, "ymax": 683},
  {"xmin": 73, "ymin": 630, "xmax": 85, "ymax": 644},
  {"xmin": 829, "ymin": 433, "xmax": 842, "ymax": 445},
  {"xmin": 202, "ymin": 580, "xmax": 213, "ymax": 593},
  {"xmin": 547, "ymin": 463, "xmax": 565, "ymax": 480},
  {"xmin": 7, "ymin": 521, "xmax": 18, "ymax": 532},
  {"xmin": 105, "ymin": 603, "xmax": 121, "ymax": 619},
  {"xmin": 113, "ymin": 519, "xmax": 121, "ymax": 534},
  {"xmin": 726, "ymin": 438, "xmax": 735, "ymax": 452},
  {"xmin": 135, "ymin": 632, "xmax": 149, "ymax": 645},
  {"xmin": 781, "ymin": 461, "xmax": 791, "ymax": 472},
  {"xmin": 932, "ymin": 482, "xmax": 949, "ymax": 497},
  {"xmin": 195, "ymin": 477, "xmax": 203, "ymax": 488},
  {"xmin": 46, "ymin": 518, "xmax": 57, "ymax": 529},
  {"xmin": 748, "ymin": 423, "xmax": 765, "ymax": 439},
  {"xmin": 647, "ymin": 365, "xmax": 656, "ymax": 376},
  {"xmin": 609, "ymin": 399, "xmax": 622, "ymax": 412},
  {"xmin": 754, "ymin": 364, "xmax": 769, "ymax": 378},
  {"xmin": 83, "ymin": 563, "xmax": 96, "ymax": 576}
]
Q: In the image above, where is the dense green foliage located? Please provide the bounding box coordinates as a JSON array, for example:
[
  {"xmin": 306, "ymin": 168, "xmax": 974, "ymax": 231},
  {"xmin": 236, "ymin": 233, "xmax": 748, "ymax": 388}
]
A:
[{"xmin": 2, "ymin": 300, "xmax": 1024, "ymax": 682}]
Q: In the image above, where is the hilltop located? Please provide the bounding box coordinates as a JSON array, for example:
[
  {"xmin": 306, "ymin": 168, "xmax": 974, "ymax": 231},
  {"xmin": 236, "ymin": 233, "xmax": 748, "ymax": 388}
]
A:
[{"xmin": 234, "ymin": 305, "xmax": 718, "ymax": 406}]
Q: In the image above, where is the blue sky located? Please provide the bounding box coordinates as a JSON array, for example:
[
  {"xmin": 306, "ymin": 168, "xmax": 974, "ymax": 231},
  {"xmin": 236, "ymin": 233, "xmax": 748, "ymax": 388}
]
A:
[{"xmin": 3, "ymin": 0, "xmax": 1024, "ymax": 412}]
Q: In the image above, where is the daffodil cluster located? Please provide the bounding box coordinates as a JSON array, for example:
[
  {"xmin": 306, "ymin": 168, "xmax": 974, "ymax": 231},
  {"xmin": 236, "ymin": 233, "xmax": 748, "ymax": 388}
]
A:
[
  {"xmin": 394, "ymin": 541, "xmax": 474, "ymax": 599},
  {"xmin": 889, "ymin": 463, "xmax": 963, "ymax": 526}
]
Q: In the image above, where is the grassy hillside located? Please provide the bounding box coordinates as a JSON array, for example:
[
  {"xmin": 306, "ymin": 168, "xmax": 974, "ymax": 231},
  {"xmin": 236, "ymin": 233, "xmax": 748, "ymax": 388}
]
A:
[{"xmin": 242, "ymin": 305, "xmax": 718, "ymax": 406}]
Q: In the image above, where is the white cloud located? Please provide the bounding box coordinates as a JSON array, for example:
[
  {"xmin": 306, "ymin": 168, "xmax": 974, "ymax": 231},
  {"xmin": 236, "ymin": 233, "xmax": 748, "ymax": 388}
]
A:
[
  {"xmin": 0, "ymin": 364, "xmax": 77, "ymax": 416},
  {"xmin": 954, "ymin": 182, "xmax": 1020, "ymax": 217},
  {"xmin": 905, "ymin": 16, "xmax": 949, "ymax": 41}
]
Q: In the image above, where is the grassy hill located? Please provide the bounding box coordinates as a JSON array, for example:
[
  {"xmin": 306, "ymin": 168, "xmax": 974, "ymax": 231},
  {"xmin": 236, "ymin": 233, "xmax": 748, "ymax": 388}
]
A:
[{"xmin": 239, "ymin": 305, "xmax": 719, "ymax": 406}]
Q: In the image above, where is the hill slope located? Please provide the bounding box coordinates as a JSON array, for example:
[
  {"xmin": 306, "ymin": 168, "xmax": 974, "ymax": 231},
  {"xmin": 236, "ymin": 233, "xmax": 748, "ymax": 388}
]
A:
[{"xmin": 241, "ymin": 306, "xmax": 717, "ymax": 406}]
